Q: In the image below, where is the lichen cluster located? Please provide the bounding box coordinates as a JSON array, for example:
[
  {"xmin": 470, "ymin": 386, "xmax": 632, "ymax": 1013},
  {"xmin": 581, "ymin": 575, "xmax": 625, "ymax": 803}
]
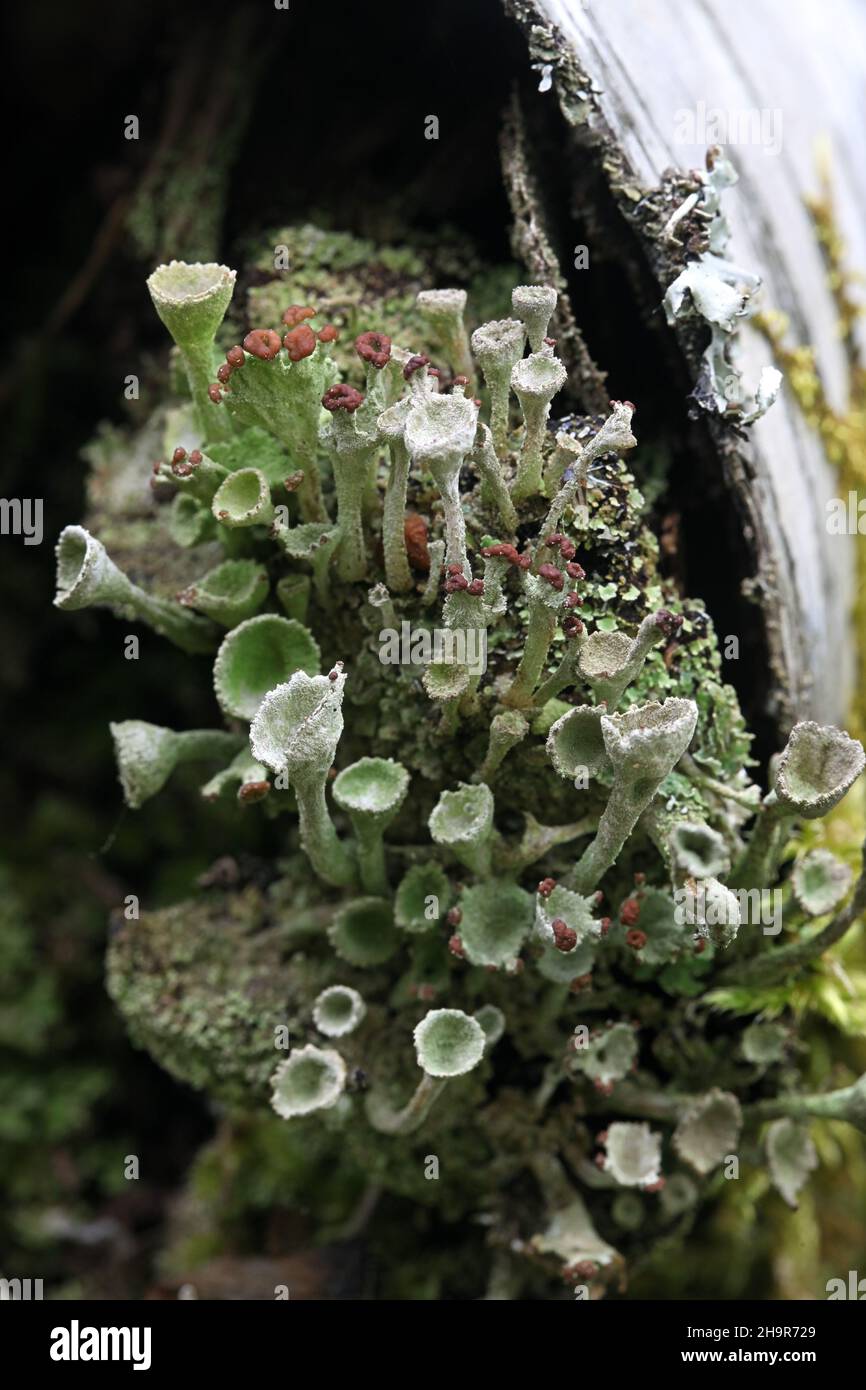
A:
[{"xmin": 55, "ymin": 250, "xmax": 866, "ymax": 1299}]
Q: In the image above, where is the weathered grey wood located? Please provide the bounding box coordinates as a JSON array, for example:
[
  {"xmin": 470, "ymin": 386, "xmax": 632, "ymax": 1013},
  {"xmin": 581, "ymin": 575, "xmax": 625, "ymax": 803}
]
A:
[{"xmin": 524, "ymin": 0, "xmax": 864, "ymax": 727}]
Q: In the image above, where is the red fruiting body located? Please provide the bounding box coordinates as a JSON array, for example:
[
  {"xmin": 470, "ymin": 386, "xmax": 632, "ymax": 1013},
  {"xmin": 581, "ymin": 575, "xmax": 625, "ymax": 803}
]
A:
[
  {"xmin": 565, "ymin": 561, "xmax": 586, "ymax": 580},
  {"xmin": 452, "ymin": 373, "xmax": 469, "ymax": 388},
  {"xmin": 538, "ymin": 877, "xmax": 556, "ymax": 897},
  {"xmin": 446, "ymin": 562, "xmax": 463, "ymax": 574},
  {"xmin": 564, "ymin": 592, "xmax": 579, "ymax": 608},
  {"xmin": 404, "ymin": 513, "xmax": 430, "ymax": 571},
  {"xmin": 173, "ymin": 461, "xmax": 194, "ymax": 478},
  {"xmin": 694, "ymin": 937, "xmax": 707, "ymax": 954},
  {"xmin": 644, "ymin": 1177, "xmax": 665, "ymax": 1194},
  {"xmin": 551, "ymin": 917, "xmax": 577, "ymax": 952},
  {"xmin": 322, "ymin": 383, "xmax": 364, "ymax": 413},
  {"xmin": 562, "ymin": 616, "xmax": 584, "ymax": 638},
  {"xmin": 537, "ymin": 563, "xmax": 564, "ymax": 591},
  {"xmin": 467, "ymin": 579, "xmax": 485, "ymax": 596},
  {"xmin": 574, "ymin": 1260, "xmax": 597, "ymax": 1280},
  {"xmin": 328, "ymin": 668, "xmax": 340, "ymax": 681},
  {"xmin": 545, "ymin": 532, "xmax": 576, "ymax": 561},
  {"xmin": 282, "ymin": 305, "xmax": 316, "ymax": 327},
  {"xmin": 172, "ymin": 447, "xmax": 187, "ymax": 464},
  {"xmin": 284, "ymin": 472, "xmax": 304, "ymax": 492},
  {"xmin": 318, "ymin": 324, "xmax": 339, "ymax": 343},
  {"xmin": 655, "ymin": 608, "xmax": 684, "ymax": 639},
  {"xmin": 239, "ymin": 781, "xmax": 270, "ymax": 803},
  {"xmin": 226, "ymin": 345, "xmax": 245, "ymax": 368},
  {"xmin": 446, "ymin": 907, "xmax": 462, "ymax": 927},
  {"xmin": 634, "ymin": 871, "xmax": 646, "ymax": 885},
  {"xmin": 355, "ymin": 330, "xmax": 392, "ymax": 369},
  {"xmin": 597, "ymin": 1130, "xmax": 609, "ymax": 1144},
  {"xmin": 217, "ymin": 363, "xmax": 233, "ymax": 383},
  {"xmin": 189, "ymin": 449, "xmax": 202, "ymax": 466},
  {"xmin": 620, "ymin": 897, "xmax": 641, "ymax": 926},
  {"xmin": 208, "ymin": 385, "xmax": 222, "ymax": 403},
  {"xmin": 283, "ymin": 324, "xmax": 317, "ymax": 361},
  {"xmin": 448, "ymin": 935, "xmax": 464, "ymax": 959},
  {"xmin": 481, "ymin": 542, "xmax": 530, "ymax": 570},
  {"xmin": 626, "ymin": 928, "xmax": 648, "ymax": 950},
  {"xmin": 243, "ymin": 328, "xmax": 282, "ymax": 360},
  {"xmin": 594, "ymin": 1079, "xmax": 614, "ymax": 1096},
  {"xmin": 599, "ymin": 917, "xmax": 612, "ymax": 936},
  {"xmin": 594, "ymin": 1153, "xmax": 606, "ymax": 1168},
  {"xmin": 403, "ymin": 353, "xmax": 429, "ymax": 380},
  {"xmin": 444, "ymin": 574, "xmax": 469, "ymax": 593},
  {"xmin": 427, "ymin": 367, "xmax": 442, "ymax": 380}
]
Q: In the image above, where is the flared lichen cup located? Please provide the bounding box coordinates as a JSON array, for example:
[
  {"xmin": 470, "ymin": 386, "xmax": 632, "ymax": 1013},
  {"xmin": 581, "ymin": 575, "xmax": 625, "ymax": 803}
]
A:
[
  {"xmin": 791, "ymin": 848, "xmax": 853, "ymax": 916},
  {"xmin": 270, "ymin": 1045, "xmax": 347, "ymax": 1119},
  {"xmin": 394, "ymin": 863, "xmax": 451, "ymax": 933},
  {"xmin": 511, "ymin": 284, "xmax": 557, "ymax": 352},
  {"xmin": 333, "ymin": 757, "xmax": 410, "ymax": 894},
  {"xmin": 328, "ymin": 897, "xmax": 400, "ymax": 966},
  {"xmin": 214, "ymin": 615, "xmax": 320, "ymax": 721},
  {"xmin": 312, "ymin": 985, "xmax": 367, "ymax": 1039},
  {"xmin": 669, "ymin": 821, "xmax": 730, "ymax": 880},
  {"xmin": 457, "ymin": 881, "xmax": 533, "ymax": 969},
  {"xmin": 211, "ymin": 467, "xmax": 274, "ymax": 528},
  {"xmin": 774, "ymin": 721, "xmax": 865, "ymax": 818},
  {"xmin": 146, "ymin": 260, "xmax": 236, "ymax": 354},
  {"xmin": 602, "ymin": 1122, "xmax": 663, "ymax": 1189},
  {"xmin": 178, "ymin": 559, "xmax": 269, "ymax": 628},
  {"xmin": 413, "ymin": 1008, "xmax": 486, "ymax": 1078},
  {"xmin": 546, "ymin": 704, "xmax": 610, "ymax": 780},
  {"xmin": 429, "ymin": 782, "xmax": 495, "ymax": 877}
]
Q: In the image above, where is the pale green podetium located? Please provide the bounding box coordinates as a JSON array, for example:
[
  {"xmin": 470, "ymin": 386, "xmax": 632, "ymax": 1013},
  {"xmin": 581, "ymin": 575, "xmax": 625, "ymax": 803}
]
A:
[
  {"xmin": 733, "ymin": 722, "xmax": 865, "ymax": 888},
  {"xmin": 570, "ymin": 699, "xmax": 698, "ymax": 894},
  {"xmin": 146, "ymin": 260, "xmax": 236, "ymax": 443},
  {"xmin": 511, "ymin": 284, "xmax": 557, "ymax": 353},
  {"xmin": 405, "ymin": 393, "xmax": 479, "ymax": 578},
  {"xmin": 366, "ymin": 1008, "xmax": 485, "ymax": 1136},
  {"xmin": 332, "ymin": 757, "xmax": 410, "ymax": 895},
  {"xmin": 415, "ymin": 288, "xmax": 473, "ymax": 379},
  {"xmin": 510, "ymin": 348, "xmax": 567, "ymax": 502},
  {"xmin": 470, "ymin": 318, "xmax": 525, "ymax": 457},
  {"xmin": 250, "ymin": 665, "xmax": 355, "ymax": 887},
  {"xmin": 377, "ymin": 399, "xmax": 414, "ymax": 592},
  {"xmin": 110, "ymin": 720, "xmax": 244, "ymax": 810},
  {"xmin": 54, "ymin": 524, "xmax": 218, "ymax": 654},
  {"xmin": 321, "ymin": 392, "xmax": 380, "ymax": 582}
]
